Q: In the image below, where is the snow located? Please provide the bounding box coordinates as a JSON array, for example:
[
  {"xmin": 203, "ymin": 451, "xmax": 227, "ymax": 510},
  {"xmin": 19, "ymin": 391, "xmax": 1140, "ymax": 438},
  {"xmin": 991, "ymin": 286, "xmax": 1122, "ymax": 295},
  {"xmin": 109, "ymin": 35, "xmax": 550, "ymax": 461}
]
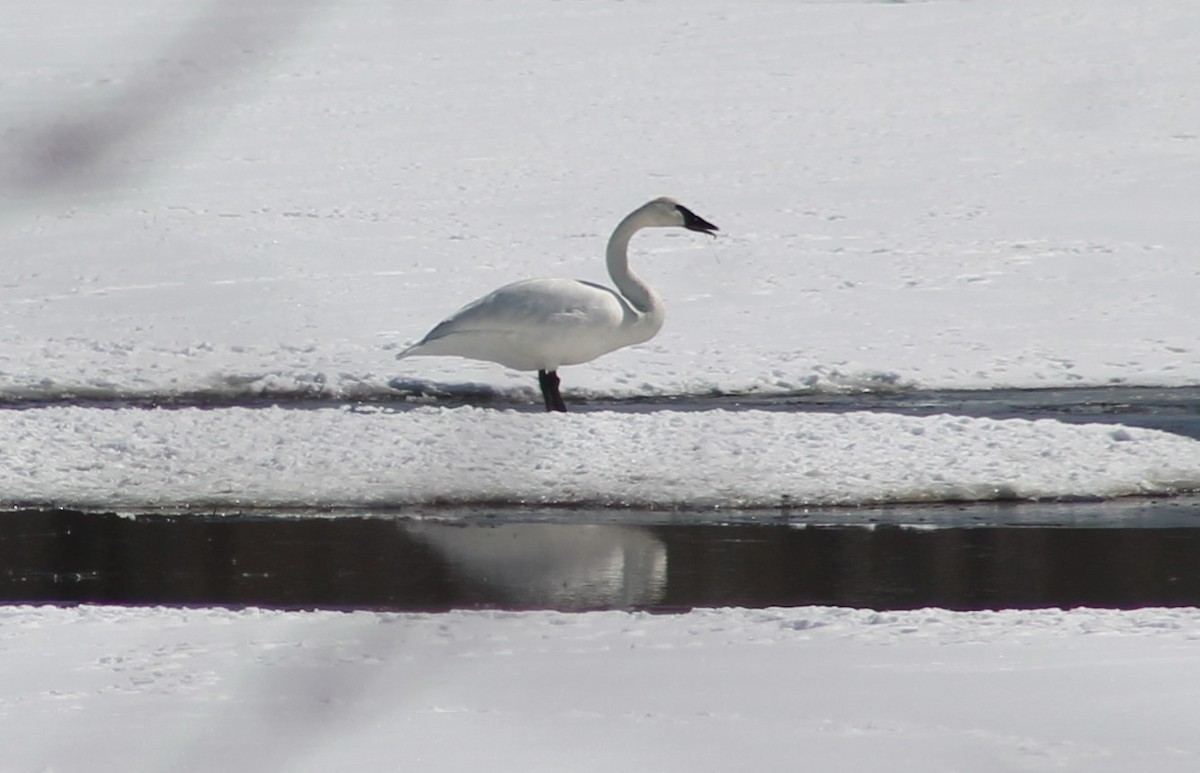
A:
[
  {"xmin": 3, "ymin": 0, "xmax": 1200, "ymax": 403},
  {"xmin": 5, "ymin": 604, "xmax": 1200, "ymax": 772},
  {"xmin": 4, "ymin": 405, "xmax": 1200, "ymax": 510},
  {"xmin": 3, "ymin": 0, "xmax": 1200, "ymax": 769}
]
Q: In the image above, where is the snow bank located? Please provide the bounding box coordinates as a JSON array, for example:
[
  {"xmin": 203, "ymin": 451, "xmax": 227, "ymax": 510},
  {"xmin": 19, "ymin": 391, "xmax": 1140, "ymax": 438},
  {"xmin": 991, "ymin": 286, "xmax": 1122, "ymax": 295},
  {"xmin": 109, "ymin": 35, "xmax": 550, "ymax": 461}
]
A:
[
  {"xmin": 3, "ymin": 406, "xmax": 1198, "ymax": 510},
  {"xmin": 4, "ymin": 603, "xmax": 1200, "ymax": 772}
]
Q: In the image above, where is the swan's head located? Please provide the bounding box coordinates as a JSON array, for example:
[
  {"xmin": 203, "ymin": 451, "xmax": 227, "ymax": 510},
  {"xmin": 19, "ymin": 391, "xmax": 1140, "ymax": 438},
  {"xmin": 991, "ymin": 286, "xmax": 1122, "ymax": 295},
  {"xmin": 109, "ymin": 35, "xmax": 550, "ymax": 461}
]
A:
[{"xmin": 645, "ymin": 196, "xmax": 719, "ymax": 237}]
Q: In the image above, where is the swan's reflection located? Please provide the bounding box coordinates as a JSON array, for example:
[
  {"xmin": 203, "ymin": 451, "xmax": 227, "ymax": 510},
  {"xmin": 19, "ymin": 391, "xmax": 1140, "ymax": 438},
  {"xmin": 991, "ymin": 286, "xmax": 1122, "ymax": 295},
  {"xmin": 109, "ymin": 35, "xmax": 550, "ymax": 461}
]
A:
[{"xmin": 403, "ymin": 523, "xmax": 667, "ymax": 610}]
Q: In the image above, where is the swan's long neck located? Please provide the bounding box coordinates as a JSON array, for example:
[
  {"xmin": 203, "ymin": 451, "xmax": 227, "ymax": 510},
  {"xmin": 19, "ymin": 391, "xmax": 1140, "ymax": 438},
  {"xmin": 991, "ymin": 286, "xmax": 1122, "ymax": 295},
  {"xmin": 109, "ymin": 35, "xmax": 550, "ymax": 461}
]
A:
[{"xmin": 605, "ymin": 209, "xmax": 663, "ymax": 316}]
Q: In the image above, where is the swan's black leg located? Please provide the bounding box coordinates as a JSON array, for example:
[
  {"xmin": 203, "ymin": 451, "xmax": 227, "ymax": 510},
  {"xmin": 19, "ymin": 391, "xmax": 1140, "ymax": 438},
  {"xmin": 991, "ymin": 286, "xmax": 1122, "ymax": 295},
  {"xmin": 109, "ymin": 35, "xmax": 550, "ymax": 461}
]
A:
[{"xmin": 538, "ymin": 369, "xmax": 567, "ymax": 413}]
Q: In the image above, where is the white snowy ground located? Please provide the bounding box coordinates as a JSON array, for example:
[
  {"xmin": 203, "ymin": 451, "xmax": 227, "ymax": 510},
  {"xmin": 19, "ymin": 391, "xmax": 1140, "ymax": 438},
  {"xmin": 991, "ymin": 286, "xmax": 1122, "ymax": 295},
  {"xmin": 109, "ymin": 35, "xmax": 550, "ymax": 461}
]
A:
[
  {"xmin": 4, "ymin": 1, "xmax": 1200, "ymax": 770},
  {"xmin": 5, "ymin": 605, "xmax": 1200, "ymax": 773},
  {"xmin": 1, "ymin": 0, "xmax": 1199, "ymax": 511},
  {"xmin": 4, "ymin": 405, "xmax": 1200, "ymax": 510},
  {"xmin": 2, "ymin": 0, "xmax": 1199, "ymax": 401}
]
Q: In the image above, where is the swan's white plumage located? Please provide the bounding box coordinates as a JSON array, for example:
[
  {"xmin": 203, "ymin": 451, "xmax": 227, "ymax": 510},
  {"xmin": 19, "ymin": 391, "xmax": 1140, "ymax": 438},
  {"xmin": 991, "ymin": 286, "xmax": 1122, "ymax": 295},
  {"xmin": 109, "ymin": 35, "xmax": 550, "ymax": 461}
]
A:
[
  {"xmin": 402, "ymin": 277, "xmax": 654, "ymax": 371},
  {"xmin": 396, "ymin": 197, "xmax": 718, "ymax": 405}
]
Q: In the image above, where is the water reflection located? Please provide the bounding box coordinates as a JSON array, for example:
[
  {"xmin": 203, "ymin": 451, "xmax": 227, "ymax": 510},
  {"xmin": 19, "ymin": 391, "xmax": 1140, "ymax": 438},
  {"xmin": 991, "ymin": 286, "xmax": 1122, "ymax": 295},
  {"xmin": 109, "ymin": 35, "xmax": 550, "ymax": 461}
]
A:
[
  {"xmin": 4, "ymin": 509, "xmax": 1200, "ymax": 611},
  {"xmin": 404, "ymin": 523, "xmax": 666, "ymax": 609}
]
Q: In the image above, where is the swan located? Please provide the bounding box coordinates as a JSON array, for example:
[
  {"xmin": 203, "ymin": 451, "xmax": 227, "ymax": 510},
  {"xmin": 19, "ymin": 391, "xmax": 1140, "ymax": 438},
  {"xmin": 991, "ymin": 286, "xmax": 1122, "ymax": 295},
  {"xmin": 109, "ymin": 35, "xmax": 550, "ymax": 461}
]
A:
[{"xmin": 396, "ymin": 196, "xmax": 719, "ymax": 411}]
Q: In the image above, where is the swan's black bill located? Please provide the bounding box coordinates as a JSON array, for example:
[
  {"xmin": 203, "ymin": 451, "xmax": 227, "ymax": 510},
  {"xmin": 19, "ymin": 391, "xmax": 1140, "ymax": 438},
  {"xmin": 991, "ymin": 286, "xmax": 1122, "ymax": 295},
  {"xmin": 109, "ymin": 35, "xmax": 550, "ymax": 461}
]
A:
[{"xmin": 677, "ymin": 205, "xmax": 719, "ymax": 236}]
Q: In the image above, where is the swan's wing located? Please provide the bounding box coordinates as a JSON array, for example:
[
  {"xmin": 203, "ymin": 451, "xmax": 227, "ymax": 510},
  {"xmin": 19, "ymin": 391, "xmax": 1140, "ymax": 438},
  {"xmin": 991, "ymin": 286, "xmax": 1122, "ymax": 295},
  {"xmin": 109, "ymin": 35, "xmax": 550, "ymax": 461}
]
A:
[
  {"xmin": 418, "ymin": 278, "xmax": 626, "ymax": 345},
  {"xmin": 397, "ymin": 278, "xmax": 635, "ymax": 370}
]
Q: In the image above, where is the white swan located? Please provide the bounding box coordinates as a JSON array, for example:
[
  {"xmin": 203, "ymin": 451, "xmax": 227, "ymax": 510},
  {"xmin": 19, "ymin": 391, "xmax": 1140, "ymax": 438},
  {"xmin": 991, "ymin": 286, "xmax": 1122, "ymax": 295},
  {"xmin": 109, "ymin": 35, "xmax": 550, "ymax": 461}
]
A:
[{"xmin": 396, "ymin": 197, "xmax": 719, "ymax": 411}]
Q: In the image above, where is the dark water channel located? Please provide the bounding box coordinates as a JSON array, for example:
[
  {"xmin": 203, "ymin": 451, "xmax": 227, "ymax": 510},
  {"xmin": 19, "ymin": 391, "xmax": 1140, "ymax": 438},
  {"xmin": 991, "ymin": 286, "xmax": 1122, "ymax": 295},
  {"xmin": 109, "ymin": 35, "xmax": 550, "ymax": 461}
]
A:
[
  {"xmin": 598, "ymin": 384, "xmax": 1200, "ymax": 440},
  {"xmin": 5, "ymin": 500, "xmax": 1200, "ymax": 613},
  {"xmin": 5, "ymin": 385, "xmax": 1200, "ymax": 613}
]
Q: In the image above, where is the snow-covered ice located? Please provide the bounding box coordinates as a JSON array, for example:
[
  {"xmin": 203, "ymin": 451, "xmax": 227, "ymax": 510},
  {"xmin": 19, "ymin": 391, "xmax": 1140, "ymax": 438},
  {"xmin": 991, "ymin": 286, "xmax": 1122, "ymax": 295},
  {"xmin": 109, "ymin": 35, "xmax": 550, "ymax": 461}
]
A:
[
  {"xmin": 5, "ymin": 604, "xmax": 1200, "ymax": 773},
  {"xmin": 3, "ymin": 0, "xmax": 1199, "ymax": 403},
  {"xmin": 3, "ymin": 405, "xmax": 1200, "ymax": 510},
  {"xmin": 4, "ymin": 0, "xmax": 1200, "ymax": 769},
  {"xmin": 2, "ymin": 0, "xmax": 1199, "ymax": 512}
]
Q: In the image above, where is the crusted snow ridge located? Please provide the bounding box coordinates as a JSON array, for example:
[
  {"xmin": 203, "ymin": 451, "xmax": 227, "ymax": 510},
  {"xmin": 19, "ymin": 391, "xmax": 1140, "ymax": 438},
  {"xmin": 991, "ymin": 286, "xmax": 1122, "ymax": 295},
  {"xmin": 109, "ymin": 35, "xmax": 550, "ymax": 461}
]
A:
[{"xmin": 2, "ymin": 406, "xmax": 1198, "ymax": 510}]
